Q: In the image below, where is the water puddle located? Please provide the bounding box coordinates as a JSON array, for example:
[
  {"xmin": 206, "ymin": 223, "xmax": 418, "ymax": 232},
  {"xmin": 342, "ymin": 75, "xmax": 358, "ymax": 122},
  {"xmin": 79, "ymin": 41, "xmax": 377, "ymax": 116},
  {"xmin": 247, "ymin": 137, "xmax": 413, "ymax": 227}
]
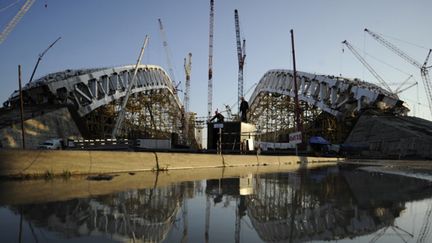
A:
[{"xmin": 0, "ymin": 165, "xmax": 431, "ymax": 242}]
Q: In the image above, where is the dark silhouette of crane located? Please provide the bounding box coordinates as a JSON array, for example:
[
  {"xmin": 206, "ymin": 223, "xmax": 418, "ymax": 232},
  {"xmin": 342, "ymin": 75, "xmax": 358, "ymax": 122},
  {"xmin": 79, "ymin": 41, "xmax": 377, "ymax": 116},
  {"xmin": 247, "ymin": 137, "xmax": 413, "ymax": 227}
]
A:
[{"xmin": 365, "ymin": 28, "xmax": 432, "ymax": 116}]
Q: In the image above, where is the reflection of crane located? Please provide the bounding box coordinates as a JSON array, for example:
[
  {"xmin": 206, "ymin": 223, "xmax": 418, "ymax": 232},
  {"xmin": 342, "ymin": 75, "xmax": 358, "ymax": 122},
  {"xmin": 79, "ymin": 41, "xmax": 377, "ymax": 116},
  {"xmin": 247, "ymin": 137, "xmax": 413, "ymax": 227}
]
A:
[
  {"xmin": 207, "ymin": 0, "xmax": 215, "ymax": 118},
  {"xmin": 29, "ymin": 36, "xmax": 61, "ymax": 83},
  {"xmin": 418, "ymin": 203, "xmax": 432, "ymax": 243},
  {"xmin": 364, "ymin": 28, "xmax": 432, "ymax": 116},
  {"xmin": 234, "ymin": 9, "xmax": 246, "ymax": 113},
  {"xmin": 342, "ymin": 40, "xmax": 393, "ymax": 93},
  {"xmin": 111, "ymin": 35, "xmax": 149, "ymax": 138},
  {"xmin": 205, "ymin": 195, "xmax": 210, "ymax": 243},
  {"xmin": 0, "ymin": 0, "xmax": 35, "ymax": 44},
  {"xmin": 158, "ymin": 18, "xmax": 180, "ymax": 92}
]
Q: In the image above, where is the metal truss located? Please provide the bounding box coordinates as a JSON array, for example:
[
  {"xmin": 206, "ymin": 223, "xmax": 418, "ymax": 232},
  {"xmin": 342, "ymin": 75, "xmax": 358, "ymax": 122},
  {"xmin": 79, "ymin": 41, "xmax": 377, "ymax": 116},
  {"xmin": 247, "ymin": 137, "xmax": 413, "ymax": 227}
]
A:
[
  {"xmin": 7, "ymin": 65, "xmax": 192, "ymax": 141},
  {"xmin": 248, "ymin": 69, "xmax": 408, "ymax": 143}
]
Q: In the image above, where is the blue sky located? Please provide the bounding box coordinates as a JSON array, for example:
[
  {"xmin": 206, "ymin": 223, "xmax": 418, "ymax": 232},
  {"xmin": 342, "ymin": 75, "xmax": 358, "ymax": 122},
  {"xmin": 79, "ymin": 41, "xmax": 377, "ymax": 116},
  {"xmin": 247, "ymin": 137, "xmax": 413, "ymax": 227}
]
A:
[{"xmin": 1, "ymin": 0, "xmax": 432, "ymax": 120}]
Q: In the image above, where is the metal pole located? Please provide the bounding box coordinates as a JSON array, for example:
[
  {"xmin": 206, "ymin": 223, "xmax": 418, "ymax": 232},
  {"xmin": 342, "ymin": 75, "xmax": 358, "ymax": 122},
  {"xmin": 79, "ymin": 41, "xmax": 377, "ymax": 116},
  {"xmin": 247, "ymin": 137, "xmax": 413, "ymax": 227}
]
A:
[
  {"xmin": 290, "ymin": 29, "xmax": 302, "ymax": 133},
  {"xmin": 18, "ymin": 65, "xmax": 26, "ymax": 149}
]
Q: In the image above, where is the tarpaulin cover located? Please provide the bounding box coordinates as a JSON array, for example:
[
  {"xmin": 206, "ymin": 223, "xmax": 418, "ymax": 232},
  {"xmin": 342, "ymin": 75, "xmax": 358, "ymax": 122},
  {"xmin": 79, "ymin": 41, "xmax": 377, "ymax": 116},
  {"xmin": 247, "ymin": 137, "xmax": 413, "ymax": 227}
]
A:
[{"xmin": 309, "ymin": 136, "xmax": 330, "ymax": 145}]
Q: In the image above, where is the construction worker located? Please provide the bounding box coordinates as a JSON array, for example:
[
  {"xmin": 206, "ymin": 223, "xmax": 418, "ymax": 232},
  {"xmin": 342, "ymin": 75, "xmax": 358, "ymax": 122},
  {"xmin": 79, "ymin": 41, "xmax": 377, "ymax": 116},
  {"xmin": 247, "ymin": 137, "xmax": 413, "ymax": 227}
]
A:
[
  {"xmin": 210, "ymin": 110, "xmax": 224, "ymax": 123},
  {"xmin": 240, "ymin": 96, "xmax": 249, "ymax": 122}
]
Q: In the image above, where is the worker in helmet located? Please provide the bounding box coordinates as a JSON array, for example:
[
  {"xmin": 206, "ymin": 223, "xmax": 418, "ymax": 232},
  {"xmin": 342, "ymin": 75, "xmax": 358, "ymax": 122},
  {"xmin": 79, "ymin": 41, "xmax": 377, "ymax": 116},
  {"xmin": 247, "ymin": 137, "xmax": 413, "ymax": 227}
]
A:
[
  {"xmin": 240, "ymin": 96, "xmax": 249, "ymax": 122},
  {"xmin": 210, "ymin": 109, "xmax": 224, "ymax": 123}
]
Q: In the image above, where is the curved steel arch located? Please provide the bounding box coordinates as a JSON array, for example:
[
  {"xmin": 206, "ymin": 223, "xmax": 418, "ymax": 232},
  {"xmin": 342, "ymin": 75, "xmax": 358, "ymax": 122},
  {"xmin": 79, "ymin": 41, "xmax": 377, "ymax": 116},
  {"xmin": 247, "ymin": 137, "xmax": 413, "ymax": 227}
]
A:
[
  {"xmin": 24, "ymin": 64, "xmax": 182, "ymax": 116},
  {"xmin": 249, "ymin": 69, "xmax": 405, "ymax": 120},
  {"xmin": 247, "ymin": 69, "xmax": 408, "ymax": 142},
  {"xmin": 6, "ymin": 65, "xmax": 188, "ymax": 139}
]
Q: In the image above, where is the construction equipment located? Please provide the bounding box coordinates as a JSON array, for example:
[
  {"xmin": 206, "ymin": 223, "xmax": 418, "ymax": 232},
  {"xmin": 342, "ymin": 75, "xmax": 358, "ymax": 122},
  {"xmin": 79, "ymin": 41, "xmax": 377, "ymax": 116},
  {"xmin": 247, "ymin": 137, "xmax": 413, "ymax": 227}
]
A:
[
  {"xmin": 29, "ymin": 36, "xmax": 61, "ymax": 83},
  {"xmin": 207, "ymin": 0, "xmax": 215, "ymax": 118},
  {"xmin": 234, "ymin": 9, "xmax": 246, "ymax": 113},
  {"xmin": 184, "ymin": 53, "xmax": 192, "ymax": 113},
  {"xmin": 111, "ymin": 35, "xmax": 149, "ymax": 138},
  {"xmin": 365, "ymin": 28, "xmax": 432, "ymax": 116},
  {"xmin": 158, "ymin": 18, "xmax": 180, "ymax": 92},
  {"xmin": 183, "ymin": 53, "xmax": 192, "ymax": 145},
  {"xmin": 342, "ymin": 40, "xmax": 393, "ymax": 93},
  {"xmin": 0, "ymin": 0, "xmax": 35, "ymax": 44}
]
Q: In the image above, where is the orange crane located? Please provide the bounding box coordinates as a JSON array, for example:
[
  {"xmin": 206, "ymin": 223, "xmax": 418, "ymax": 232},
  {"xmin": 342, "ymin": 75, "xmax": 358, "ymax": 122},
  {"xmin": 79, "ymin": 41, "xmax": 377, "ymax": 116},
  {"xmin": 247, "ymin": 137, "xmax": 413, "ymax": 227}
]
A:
[
  {"xmin": 342, "ymin": 40, "xmax": 393, "ymax": 93},
  {"xmin": 0, "ymin": 0, "xmax": 35, "ymax": 44},
  {"xmin": 234, "ymin": 9, "xmax": 246, "ymax": 113},
  {"xmin": 207, "ymin": 0, "xmax": 215, "ymax": 118},
  {"xmin": 365, "ymin": 28, "xmax": 432, "ymax": 115}
]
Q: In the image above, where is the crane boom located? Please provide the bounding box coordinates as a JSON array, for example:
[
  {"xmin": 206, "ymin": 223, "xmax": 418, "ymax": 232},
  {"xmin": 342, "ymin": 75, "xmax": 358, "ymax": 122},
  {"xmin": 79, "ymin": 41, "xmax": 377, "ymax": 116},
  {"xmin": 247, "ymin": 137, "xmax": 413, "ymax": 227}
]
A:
[
  {"xmin": 342, "ymin": 40, "xmax": 393, "ymax": 93},
  {"xmin": 29, "ymin": 36, "xmax": 61, "ymax": 83},
  {"xmin": 158, "ymin": 18, "xmax": 178, "ymax": 91},
  {"xmin": 365, "ymin": 28, "xmax": 432, "ymax": 116},
  {"xmin": 365, "ymin": 29, "xmax": 422, "ymax": 68},
  {"xmin": 0, "ymin": 0, "xmax": 35, "ymax": 44},
  {"xmin": 111, "ymin": 35, "xmax": 149, "ymax": 138},
  {"xmin": 234, "ymin": 9, "xmax": 246, "ymax": 113},
  {"xmin": 207, "ymin": 0, "xmax": 214, "ymax": 118}
]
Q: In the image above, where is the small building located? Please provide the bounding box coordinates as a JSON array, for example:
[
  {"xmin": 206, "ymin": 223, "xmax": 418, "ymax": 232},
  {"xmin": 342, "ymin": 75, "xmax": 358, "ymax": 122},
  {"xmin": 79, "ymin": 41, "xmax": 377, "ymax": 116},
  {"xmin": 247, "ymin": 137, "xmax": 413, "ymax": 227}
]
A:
[{"xmin": 207, "ymin": 121, "xmax": 256, "ymax": 152}]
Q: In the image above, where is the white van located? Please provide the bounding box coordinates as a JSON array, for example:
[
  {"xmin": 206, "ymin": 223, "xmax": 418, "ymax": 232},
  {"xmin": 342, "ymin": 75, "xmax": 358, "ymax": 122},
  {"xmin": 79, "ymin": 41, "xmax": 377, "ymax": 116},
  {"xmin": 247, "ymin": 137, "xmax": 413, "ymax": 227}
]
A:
[{"xmin": 38, "ymin": 139, "xmax": 63, "ymax": 150}]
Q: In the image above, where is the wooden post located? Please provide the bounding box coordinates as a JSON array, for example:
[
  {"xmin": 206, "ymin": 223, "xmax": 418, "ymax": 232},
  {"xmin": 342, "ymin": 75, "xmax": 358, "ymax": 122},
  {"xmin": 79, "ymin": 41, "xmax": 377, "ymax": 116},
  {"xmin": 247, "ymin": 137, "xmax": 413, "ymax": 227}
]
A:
[{"xmin": 18, "ymin": 65, "xmax": 26, "ymax": 149}]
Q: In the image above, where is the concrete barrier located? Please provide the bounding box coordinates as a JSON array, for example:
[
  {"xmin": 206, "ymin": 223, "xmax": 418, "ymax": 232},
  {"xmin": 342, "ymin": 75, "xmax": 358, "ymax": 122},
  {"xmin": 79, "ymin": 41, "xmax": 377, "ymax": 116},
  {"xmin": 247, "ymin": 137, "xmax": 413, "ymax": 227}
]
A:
[
  {"xmin": 222, "ymin": 154, "xmax": 258, "ymax": 167},
  {"xmin": 0, "ymin": 149, "xmax": 341, "ymax": 178}
]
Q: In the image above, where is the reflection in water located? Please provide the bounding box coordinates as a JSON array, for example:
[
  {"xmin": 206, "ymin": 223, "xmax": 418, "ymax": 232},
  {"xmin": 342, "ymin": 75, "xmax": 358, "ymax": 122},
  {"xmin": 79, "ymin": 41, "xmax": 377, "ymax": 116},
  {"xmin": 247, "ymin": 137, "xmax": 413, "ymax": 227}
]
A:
[
  {"xmin": 9, "ymin": 180, "xmax": 199, "ymax": 242},
  {"xmin": 3, "ymin": 166, "xmax": 432, "ymax": 242}
]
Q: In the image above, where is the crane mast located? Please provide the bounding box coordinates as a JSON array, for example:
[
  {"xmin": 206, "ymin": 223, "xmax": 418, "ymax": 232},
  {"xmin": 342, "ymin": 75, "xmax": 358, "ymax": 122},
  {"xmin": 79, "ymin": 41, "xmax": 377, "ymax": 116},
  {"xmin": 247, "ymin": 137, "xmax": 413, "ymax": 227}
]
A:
[
  {"xmin": 184, "ymin": 53, "xmax": 192, "ymax": 113},
  {"xmin": 0, "ymin": 0, "xmax": 35, "ymax": 44},
  {"xmin": 365, "ymin": 28, "xmax": 432, "ymax": 116},
  {"xmin": 207, "ymin": 0, "xmax": 214, "ymax": 118},
  {"xmin": 342, "ymin": 40, "xmax": 393, "ymax": 93},
  {"xmin": 158, "ymin": 18, "xmax": 178, "ymax": 92},
  {"xmin": 234, "ymin": 9, "xmax": 246, "ymax": 114}
]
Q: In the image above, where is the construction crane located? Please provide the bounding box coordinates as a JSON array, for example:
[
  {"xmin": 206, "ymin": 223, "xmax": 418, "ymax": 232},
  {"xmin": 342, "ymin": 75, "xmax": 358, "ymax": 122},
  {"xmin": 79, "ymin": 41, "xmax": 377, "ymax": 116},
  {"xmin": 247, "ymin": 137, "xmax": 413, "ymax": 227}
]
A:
[
  {"xmin": 29, "ymin": 36, "xmax": 61, "ymax": 83},
  {"xmin": 158, "ymin": 18, "xmax": 180, "ymax": 92},
  {"xmin": 0, "ymin": 0, "xmax": 35, "ymax": 44},
  {"xmin": 234, "ymin": 9, "xmax": 246, "ymax": 114},
  {"xmin": 184, "ymin": 53, "xmax": 192, "ymax": 113},
  {"xmin": 111, "ymin": 35, "xmax": 149, "ymax": 138},
  {"xmin": 207, "ymin": 0, "xmax": 215, "ymax": 118},
  {"xmin": 342, "ymin": 40, "xmax": 393, "ymax": 93},
  {"xmin": 364, "ymin": 28, "xmax": 432, "ymax": 116},
  {"xmin": 183, "ymin": 53, "xmax": 192, "ymax": 145}
]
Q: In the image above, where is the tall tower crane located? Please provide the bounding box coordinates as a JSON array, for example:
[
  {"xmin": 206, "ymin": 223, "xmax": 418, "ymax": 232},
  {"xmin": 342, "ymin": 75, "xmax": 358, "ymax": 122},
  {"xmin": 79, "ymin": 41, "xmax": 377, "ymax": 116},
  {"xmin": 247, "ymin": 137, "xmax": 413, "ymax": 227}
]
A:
[
  {"xmin": 184, "ymin": 53, "xmax": 192, "ymax": 113},
  {"xmin": 234, "ymin": 9, "xmax": 246, "ymax": 114},
  {"xmin": 364, "ymin": 28, "xmax": 432, "ymax": 116},
  {"xmin": 342, "ymin": 40, "xmax": 393, "ymax": 93},
  {"xmin": 207, "ymin": 0, "xmax": 215, "ymax": 118},
  {"xmin": 158, "ymin": 18, "xmax": 179, "ymax": 92},
  {"xmin": 183, "ymin": 53, "xmax": 192, "ymax": 145},
  {"xmin": 0, "ymin": 0, "xmax": 35, "ymax": 44}
]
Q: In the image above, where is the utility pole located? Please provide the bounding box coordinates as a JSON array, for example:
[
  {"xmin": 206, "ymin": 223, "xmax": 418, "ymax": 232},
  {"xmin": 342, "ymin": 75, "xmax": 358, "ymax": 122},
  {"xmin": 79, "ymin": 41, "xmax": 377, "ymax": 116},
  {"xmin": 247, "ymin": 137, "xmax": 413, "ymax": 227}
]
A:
[
  {"xmin": 111, "ymin": 35, "xmax": 149, "ymax": 138},
  {"xmin": 29, "ymin": 37, "xmax": 61, "ymax": 83},
  {"xmin": 290, "ymin": 29, "xmax": 302, "ymax": 133},
  {"xmin": 18, "ymin": 65, "xmax": 25, "ymax": 149}
]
